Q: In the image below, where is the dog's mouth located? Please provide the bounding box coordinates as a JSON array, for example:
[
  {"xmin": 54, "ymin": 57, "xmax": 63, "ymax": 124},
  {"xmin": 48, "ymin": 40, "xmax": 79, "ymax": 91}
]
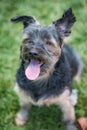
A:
[{"xmin": 25, "ymin": 59, "xmax": 44, "ymax": 80}]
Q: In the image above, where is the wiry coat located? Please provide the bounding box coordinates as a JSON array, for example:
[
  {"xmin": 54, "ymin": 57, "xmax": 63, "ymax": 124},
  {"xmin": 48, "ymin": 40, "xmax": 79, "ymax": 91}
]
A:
[{"xmin": 16, "ymin": 44, "xmax": 79, "ymax": 101}]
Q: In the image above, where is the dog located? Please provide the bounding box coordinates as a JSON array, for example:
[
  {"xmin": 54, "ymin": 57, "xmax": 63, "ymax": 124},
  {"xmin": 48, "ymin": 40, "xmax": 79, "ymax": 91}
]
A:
[{"xmin": 11, "ymin": 8, "xmax": 83, "ymax": 130}]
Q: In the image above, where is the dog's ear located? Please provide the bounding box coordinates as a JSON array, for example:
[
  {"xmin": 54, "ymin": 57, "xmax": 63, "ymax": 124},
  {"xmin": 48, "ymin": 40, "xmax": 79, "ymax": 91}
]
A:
[
  {"xmin": 11, "ymin": 15, "xmax": 36, "ymax": 28},
  {"xmin": 53, "ymin": 8, "xmax": 76, "ymax": 37}
]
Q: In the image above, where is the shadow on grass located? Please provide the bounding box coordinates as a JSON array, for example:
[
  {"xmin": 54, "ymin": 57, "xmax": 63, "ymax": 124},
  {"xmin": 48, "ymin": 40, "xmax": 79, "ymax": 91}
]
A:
[{"xmin": 23, "ymin": 106, "xmax": 64, "ymax": 130}]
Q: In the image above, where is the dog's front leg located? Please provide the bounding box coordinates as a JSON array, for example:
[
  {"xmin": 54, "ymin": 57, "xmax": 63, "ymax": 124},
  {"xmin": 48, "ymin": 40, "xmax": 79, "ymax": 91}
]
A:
[
  {"xmin": 15, "ymin": 103, "xmax": 31, "ymax": 126},
  {"xmin": 60, "ymin": 100, "xmax": 77, "ymax": 130},
  {"xmin": 14, "ymin": 83, "xmax": 32, "ymax": 126},
  {"xmin": 57, "ymin": 89, "xmax": 78, "ymax": 130}
]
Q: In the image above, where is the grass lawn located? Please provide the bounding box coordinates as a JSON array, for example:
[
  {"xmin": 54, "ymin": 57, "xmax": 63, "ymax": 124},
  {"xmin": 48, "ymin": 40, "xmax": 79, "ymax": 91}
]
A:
[{"xmin": 0, "ymin": 0, "xmax": 87, "ymax": 130}]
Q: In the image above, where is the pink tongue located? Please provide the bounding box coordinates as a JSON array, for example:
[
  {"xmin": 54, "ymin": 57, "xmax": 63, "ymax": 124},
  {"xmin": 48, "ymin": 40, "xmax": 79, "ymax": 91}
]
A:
[{"xmin": 25, "ymin": 59, "xmax": 41, "ymax": 80}]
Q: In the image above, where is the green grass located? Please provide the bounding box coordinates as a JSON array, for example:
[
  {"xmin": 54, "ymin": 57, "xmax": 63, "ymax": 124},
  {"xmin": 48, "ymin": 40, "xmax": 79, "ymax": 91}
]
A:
[{"xmin": 0, "ymin": 0, "xmax": 87, "ymax": 130}]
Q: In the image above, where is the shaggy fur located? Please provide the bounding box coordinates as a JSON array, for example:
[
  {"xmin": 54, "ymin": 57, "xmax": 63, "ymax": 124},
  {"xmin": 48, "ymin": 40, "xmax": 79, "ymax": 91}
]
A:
[{"xmin": 11, "ymin": 8, "xmax": 83, "ymax": 130}]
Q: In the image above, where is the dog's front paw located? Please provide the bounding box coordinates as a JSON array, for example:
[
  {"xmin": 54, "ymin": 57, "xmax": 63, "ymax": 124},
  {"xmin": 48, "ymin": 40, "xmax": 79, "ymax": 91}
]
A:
[{"xmin": 15, "ymin": 112, "xmax": 28, "ymax": 126}]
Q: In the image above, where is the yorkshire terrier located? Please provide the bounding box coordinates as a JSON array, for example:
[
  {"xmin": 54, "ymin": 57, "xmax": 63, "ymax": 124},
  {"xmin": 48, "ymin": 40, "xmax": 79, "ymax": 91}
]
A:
[{"xmin": 11, "ymin": 8, "xmax": 83, "ymax": 130}]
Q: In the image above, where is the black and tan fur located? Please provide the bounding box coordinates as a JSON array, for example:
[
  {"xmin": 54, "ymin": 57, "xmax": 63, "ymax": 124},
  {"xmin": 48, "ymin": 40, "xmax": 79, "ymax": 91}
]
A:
[{"xmin": 11, "ymin": 8, "xmax": 83, "ymax": 130}]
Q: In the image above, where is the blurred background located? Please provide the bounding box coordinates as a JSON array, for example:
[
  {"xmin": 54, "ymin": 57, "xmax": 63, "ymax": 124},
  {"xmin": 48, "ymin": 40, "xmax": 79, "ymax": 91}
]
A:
[{"xmin": 0, "ymin": 0, "xmax": 87, "ymax": 130}]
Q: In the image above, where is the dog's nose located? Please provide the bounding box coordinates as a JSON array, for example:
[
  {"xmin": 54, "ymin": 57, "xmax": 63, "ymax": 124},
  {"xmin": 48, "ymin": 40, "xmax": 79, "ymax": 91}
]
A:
[{"xmin": 29, "ymin": 51, "xmax": 38, "ymax": 57}]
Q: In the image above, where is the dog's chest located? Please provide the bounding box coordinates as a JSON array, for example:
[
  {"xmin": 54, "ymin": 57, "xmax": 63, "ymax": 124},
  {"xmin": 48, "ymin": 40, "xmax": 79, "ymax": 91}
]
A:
[{"xmin": 14, "ymin": 82, "xmax": 71, "ymax": 106}]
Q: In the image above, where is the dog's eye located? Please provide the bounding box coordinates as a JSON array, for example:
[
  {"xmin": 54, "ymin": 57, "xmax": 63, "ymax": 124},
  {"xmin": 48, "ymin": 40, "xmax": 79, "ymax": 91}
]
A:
[
  {"xmin": 46, "ymin": 41, "xmax": 52, "ymax": 46},
  {"xmin": 28, "ymin": 40, "xmax": 34, "ymax": 44}
]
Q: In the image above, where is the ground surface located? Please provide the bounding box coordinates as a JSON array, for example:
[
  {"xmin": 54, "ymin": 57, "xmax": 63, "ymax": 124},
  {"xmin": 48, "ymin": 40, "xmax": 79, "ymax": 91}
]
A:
[{"xmin": 0, "ymin": 0, "xmax": 87, "ymax": 130}]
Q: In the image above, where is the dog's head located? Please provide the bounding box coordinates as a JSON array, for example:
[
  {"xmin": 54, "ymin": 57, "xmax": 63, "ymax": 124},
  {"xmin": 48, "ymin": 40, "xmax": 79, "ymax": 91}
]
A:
[{"xmin": 11, "ymin": 8, "xmax": 76, "ymax": 80}]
